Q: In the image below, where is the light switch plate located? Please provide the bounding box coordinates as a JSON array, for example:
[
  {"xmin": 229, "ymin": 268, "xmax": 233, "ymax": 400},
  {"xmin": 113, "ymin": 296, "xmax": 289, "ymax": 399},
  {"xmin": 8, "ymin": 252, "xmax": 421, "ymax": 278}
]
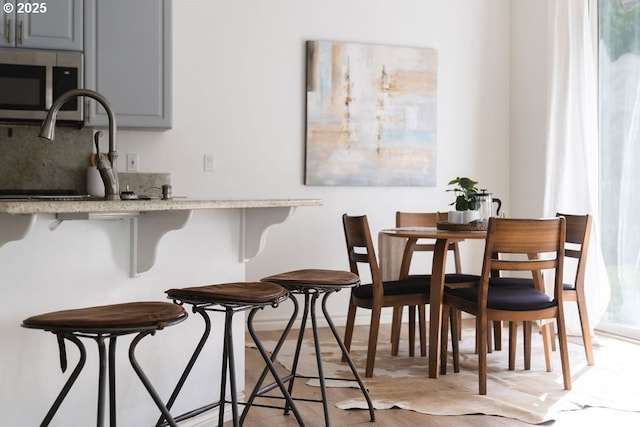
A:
[
  {"xmin": 126, "ymin": 153, "xmax": 139, "ymax": 172},
  {"xmin": 204, "ymin": 153, "xmax": 215, "ymax": 172}
]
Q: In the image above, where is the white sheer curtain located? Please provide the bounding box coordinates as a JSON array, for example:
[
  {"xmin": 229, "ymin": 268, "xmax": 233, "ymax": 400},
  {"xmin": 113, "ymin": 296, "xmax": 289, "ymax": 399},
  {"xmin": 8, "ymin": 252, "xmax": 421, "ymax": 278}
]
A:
[
  {"xmin": 599, "ymin": 1, "xmax": 640, "ymax": 337},
  {"xmin": 543, "ymin": 0, "xmax": 610, "ymax": 334}
]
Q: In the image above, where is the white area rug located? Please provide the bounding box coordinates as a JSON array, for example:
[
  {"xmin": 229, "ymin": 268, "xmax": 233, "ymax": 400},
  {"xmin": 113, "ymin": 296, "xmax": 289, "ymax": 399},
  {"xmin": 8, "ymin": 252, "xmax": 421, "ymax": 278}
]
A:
[{"xmin": 259, "ymin": 328, "xmax": 640, "ymax": 424}]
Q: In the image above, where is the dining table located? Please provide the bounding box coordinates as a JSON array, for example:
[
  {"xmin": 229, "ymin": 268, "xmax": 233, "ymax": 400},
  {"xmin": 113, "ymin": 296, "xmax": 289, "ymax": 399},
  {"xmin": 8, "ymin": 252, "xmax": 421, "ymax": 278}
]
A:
[{"xmin": 379, "ymin": 226, "xmax": 487, "ymax": 378}]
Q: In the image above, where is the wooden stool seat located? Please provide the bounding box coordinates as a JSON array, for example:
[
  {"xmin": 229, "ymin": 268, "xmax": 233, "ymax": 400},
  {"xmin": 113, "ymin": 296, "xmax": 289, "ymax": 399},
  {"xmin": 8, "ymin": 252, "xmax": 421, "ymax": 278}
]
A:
[
  {"xmin": 23, "ymin": 301, "xmax": 186, "ymax": 331},
  {"xmin": 166, "ymin": 281, "xmax": 287, "ymax": 305},
  {"xmin": 23, "ymin": 301, "xmax": 187, "ymax": 427},
  {"xmin": 262, "ymin": 269, "xmax": 360, "ymax": 290}
]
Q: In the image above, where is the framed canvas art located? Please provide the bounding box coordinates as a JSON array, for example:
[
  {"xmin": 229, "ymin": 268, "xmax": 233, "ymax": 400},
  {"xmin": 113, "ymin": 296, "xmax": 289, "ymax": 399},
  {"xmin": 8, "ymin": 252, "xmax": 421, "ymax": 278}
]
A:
[{"xmin": 305, "ymin": 40, "xmax": 438, "ymax": 186}]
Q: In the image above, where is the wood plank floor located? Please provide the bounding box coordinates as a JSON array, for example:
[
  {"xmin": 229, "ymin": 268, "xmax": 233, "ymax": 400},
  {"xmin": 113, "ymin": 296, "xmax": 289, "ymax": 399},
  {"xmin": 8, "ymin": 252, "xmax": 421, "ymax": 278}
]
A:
[{"xmin": 230, "ymin": 324, "xmax": 640, "ymax": 427}]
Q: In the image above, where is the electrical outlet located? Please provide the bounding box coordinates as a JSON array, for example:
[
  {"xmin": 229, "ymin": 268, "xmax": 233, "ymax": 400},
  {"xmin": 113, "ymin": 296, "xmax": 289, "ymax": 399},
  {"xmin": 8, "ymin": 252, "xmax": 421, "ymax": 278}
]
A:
[
  {"xmin": 204, "ymin": 153, "xmax": 215, "ymax": 172},
  {"xmin": 126, "ymin": 153, "xmax": 139, "ymax": 172}
]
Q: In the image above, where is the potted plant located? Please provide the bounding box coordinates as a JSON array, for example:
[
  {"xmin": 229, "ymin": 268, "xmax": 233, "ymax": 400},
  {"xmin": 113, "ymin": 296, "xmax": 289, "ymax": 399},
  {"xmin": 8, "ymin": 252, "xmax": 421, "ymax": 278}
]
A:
[{"xmin": 447, "ymin": 177, "xmax": 480, "ymax": 223}]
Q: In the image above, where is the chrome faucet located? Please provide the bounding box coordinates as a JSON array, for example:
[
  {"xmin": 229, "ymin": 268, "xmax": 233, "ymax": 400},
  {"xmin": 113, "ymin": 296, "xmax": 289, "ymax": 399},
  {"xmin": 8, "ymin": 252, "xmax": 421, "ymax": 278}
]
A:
[{"xmin": 39, "ymin": 89, "xmax": 120, "ymax": 200}]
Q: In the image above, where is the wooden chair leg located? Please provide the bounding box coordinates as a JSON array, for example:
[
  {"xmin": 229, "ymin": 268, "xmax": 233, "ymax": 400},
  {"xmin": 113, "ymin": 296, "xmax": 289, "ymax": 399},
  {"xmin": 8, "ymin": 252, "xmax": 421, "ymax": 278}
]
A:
[
  {"xmin": 576, "ymin": 295, "xmax": 595, "ymax": 365},
  {"xmin": 365, "ymin": 306, "xmax": 382, "ymax": 378},
  {"xmin": 493, "ymin": 321, "xmax": 502, "ymax": 350},
  {"xmin": 450, "ymin": 308, "xmax": 460, "ymax": 373},
  {"xmin": 477, "ymin": 319, "xmax": 492, "ymax": 354},
  {"xmin": 418, "ymin": 304, "xmax": 427, "ymax": 357},
  {"xmin": 486, "ymin": 320, "xmax": 494, "ymax": 354},
  {"xmin": 441, "ymin": 306, "xmax": 459, "ymax": 374},
  {"xmin": 523, "ymin": 321, "xmax": 532, "ymax": 370},
  {"xmin": 544, "ymin": 319, "xmax": 557, "ymax": 352},
  {"xmin": 390, "ymin": 306, "xmax": 402, "ymax": 356},
  {"xmin": 408, "ymin": 306, "xmax": 416, "ymax": 357},
  {"xmin": 342, "ymin": 303, "xmax": 357, "ymax": 363},
  {"xmin": 555, "ymin": 313, "xmax": 572, "ymax": 390},
  {"xmin": 478, "ymin": 316, "xmax": 488, "ymax": 395},
  {"xmin": 541, "ymin": 322, "xmax": 554, "ymax": 372},
  {"xmin": 440, "ymin": 306, "xmax": 450, "ymax": 375},
  {"xmin": 508, "ymin": 321, "xmax": 517, "ymax": 371}
]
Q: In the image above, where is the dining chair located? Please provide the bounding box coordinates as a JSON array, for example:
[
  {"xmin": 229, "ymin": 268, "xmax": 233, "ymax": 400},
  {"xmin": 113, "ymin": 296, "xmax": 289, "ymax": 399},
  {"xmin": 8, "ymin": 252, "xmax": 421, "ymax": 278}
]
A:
[
  {"xmin": 558, "ymin": 213, "xmax": 594, "ymax": 364},
  {"xmin": 342, "ymin": 213, "xmax": 430, "ymax": 377},
  {"xmin": 441, "ymin": 217, "xmax": 571, "ymax": 395},
  {"xmin": 504, "ymin": 213, "xmax": 594, "ymax": 370},
  {"xmin": 391, "ymin": 211, "xmax": 479, "ymax": 357}
]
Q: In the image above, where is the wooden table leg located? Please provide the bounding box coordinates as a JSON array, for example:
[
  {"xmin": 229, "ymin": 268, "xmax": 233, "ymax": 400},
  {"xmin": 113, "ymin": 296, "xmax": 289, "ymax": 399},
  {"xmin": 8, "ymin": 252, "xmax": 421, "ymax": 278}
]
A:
[{"xmin": 429, "ymin": 238, "xmax": 449, "ymax": 378}]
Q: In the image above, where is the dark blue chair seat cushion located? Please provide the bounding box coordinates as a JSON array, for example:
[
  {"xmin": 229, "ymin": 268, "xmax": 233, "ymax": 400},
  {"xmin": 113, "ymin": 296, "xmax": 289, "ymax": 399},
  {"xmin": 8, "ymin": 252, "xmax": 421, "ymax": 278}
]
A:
[
  {"xmin": 354, "ymin": 276, "xmax": 428, "ymax": 300},
  {"xmin": 445, "ymin": 282, "xmax": 555, "ymax": 311},
  {"xmin": 490, "ymin": 277, "xmax": 575, "ymax": 291}
]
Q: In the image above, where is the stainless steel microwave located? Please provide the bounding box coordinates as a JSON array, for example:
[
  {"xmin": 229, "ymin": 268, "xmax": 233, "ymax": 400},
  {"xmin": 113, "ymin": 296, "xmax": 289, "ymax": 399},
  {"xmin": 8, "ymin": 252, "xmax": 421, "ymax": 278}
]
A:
[{"xmin": 0, "ymin": 49, "xmax": 83, "ymax": 123}]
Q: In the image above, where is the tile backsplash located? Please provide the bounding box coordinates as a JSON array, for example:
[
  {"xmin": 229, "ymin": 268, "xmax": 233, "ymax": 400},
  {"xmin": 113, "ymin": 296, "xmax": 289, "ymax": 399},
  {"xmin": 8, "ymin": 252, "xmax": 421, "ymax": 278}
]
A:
[
  {"xmin": 0, "ymin": 124, "xmax": 172, "ymax": 197},
  {"xmin": 0, "ymin": 124, "xmax": 94, "ymax": 194}
]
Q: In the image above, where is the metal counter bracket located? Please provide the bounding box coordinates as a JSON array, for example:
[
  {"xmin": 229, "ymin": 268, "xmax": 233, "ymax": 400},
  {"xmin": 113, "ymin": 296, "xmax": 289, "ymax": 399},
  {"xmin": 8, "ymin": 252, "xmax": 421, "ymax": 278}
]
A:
[
  {"xmin": 130, "ymin": 210, "xmax": 192, "ymax": 277},
  {"xmin": 240, "ymin": 206, "xmax": 296, "ymax": 262},
  {"xmin": 0, "ymin": 214, "xmax": 36, "ymax": 248}
]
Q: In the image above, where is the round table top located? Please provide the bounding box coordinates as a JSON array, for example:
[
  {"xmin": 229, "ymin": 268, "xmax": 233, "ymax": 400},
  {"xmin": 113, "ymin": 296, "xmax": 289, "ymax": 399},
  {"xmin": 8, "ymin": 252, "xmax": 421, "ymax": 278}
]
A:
[{"xmin": 380, "ymin": 226, "xmax": 487, "ymax": 240}]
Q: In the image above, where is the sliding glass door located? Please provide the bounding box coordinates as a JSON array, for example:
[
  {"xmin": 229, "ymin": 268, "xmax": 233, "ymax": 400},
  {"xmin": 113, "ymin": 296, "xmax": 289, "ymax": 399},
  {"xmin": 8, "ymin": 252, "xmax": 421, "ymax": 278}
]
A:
[{"xmin": 598, "ymin": 0, "xmax": 640, "ymax": 340}]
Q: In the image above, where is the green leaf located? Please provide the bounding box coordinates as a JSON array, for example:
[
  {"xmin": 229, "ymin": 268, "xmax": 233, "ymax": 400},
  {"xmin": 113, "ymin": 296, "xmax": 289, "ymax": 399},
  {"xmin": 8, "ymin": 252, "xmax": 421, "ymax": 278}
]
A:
[{"xmin": 447, "ymin": 176, "xmax": 480, "ymax": 210}]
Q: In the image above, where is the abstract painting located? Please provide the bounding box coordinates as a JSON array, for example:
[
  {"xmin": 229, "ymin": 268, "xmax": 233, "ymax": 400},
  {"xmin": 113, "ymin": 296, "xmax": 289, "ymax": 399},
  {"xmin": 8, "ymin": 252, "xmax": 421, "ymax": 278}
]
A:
[{"xmin": 305, "ymin": 40, "xmax": 438, "ymax": 186}]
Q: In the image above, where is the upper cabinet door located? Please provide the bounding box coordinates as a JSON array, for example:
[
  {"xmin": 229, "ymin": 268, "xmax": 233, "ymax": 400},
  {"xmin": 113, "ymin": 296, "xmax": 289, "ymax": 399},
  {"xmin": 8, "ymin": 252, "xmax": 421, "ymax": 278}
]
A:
[
  {"xmin": 0, "ymin": 0, "xmax": 12, "ymax": 47},
  {"xmin": 84, "ymin": 0, "xmax": 172, "ymax": 129},
  {"xmin": 0, "ymin": 0, "xmax": 82, "ymax": 50}
]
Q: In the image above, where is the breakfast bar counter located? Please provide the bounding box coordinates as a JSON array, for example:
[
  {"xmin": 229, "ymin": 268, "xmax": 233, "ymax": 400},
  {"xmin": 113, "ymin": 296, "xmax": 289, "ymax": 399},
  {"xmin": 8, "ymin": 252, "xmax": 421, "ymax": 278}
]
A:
[
  {"xmin": 0, "ymin": 197, "xmax": 322, "ymax": 275},
  {"xmin": 0, "ymin": 197, "xmax": 322, "ymax": 215}
]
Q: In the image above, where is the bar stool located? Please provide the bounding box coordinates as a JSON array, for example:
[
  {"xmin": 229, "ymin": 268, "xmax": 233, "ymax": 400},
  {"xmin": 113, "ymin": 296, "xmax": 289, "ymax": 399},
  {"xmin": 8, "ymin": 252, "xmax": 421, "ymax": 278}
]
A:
[
  {"xmin": 158, "ymin": 281, "xmax": 305, "ymax": 427},
  {"xmin": 242, "ymin": 269, "xmax": 376, "ymax": 427},
  {"xmin": 22, "ymin": 301, "xmax": 188, "ymax": 427}
]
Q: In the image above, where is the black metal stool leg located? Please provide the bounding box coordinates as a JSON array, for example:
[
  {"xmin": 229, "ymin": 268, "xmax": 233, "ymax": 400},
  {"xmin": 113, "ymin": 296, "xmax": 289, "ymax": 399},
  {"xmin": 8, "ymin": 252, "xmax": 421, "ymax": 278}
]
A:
[
  {"xmin": 218, "ymin": 309, "xmax": 232, "ymax": 427},
  {"xmin": 224, "ymin": 308, "xmax": 240, "ymax": 427},
  {"xmin": 245, "ymin": 307, "xmax": 305, "ymax": 426},
  {"xmin": 283, "ymin": 291, "xmax": 312, "ymax": 415},
  {"xmin": 321, "ymin": 291, "xmax": 376, "ymax": 422},
  {"xmin": 240, "ymin": 296, "xmax": 299, "ymax": 424},
  {"xmin": 309, "ymin": 290, "xmax": 331, "ymax": 426},
  {"xmin": 40, "ymin": 334, "xmax": 87, "ymax": 427},
  {"xmin": 96, "ymin": 335, "xmax": 107, "ymax": 427},
  {"xmin": 129, "ymin": 330, "xmax": 179, "ymax": 427},
  {"xmin": 242, "ymin": 285, "xmax": 374, "ymax": 427},
  {"xmin": 108, "ymin": 336, "xmax": 117, "ymax": 427},
  {"xmin": 156, "ymin": 307, "xmax": 212, "ymax": 426}
]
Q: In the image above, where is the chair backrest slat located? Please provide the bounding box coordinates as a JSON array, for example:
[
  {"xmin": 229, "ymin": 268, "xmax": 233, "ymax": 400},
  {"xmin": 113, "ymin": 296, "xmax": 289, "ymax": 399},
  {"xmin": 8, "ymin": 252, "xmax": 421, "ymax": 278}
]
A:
[
  {"xmin": 556, "ymin": 213, "xmax": 592, "ymax": 291},
  {"xmin": 342, "ymin": 214, "xmax": 383, "ymax": 287}
]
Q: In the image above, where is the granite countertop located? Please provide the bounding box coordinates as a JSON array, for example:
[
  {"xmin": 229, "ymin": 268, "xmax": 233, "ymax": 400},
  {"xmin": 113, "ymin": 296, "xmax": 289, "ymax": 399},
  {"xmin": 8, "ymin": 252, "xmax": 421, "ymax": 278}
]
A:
[{"xmin": 0, "ymin": 198, "xmax": 323, "ymax": 215}]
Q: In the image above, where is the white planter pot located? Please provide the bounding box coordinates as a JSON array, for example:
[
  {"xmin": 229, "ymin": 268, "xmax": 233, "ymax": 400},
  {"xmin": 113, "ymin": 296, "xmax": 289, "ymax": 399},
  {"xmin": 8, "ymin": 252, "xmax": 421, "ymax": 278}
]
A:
[
  {"xmin": 448, "ymin": 211, "xmax": 464, "ymax": 224},
  {"xmin": 463, "ymin": 210, "xmax": 481, "ymax": 223}
]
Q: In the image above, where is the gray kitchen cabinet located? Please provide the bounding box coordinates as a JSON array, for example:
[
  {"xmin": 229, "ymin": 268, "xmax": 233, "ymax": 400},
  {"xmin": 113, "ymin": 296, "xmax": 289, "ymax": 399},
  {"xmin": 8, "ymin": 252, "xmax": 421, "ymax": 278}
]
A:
[
  {"xmin": 0, "ymin": 0, "xmax": 82, "ymax": 50},
  {"xmin": 84, "ymin": 0, "xmax": 172, "ymax": 129}
]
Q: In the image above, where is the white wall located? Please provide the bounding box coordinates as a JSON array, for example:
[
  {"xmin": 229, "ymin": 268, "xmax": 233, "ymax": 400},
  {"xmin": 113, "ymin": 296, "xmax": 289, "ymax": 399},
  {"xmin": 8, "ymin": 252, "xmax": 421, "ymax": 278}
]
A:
[
  {"xmin": 117, "ymin": 0, "xmax": 513, "ymax": 327},
  {"xmin": 510, "ymin": 1, "xmax": 550, "ymax": 218}
]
